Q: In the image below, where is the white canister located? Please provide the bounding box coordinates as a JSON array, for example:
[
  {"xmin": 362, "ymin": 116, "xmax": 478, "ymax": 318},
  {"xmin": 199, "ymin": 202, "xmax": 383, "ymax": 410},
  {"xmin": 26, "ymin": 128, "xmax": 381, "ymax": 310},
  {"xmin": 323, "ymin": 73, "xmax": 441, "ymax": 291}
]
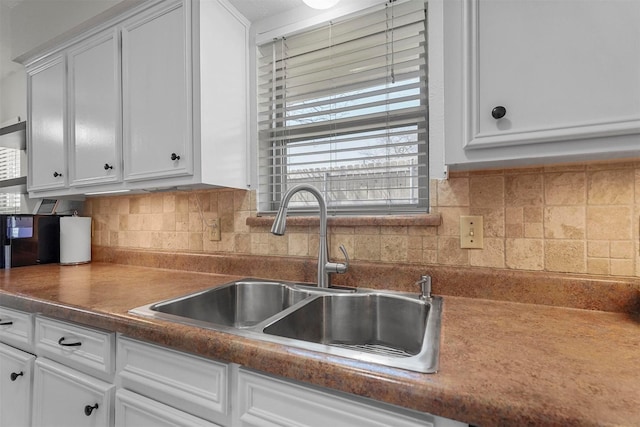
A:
[{"xmin": 59, "ymin": 216, "xmax": 92, "ymax": 265}]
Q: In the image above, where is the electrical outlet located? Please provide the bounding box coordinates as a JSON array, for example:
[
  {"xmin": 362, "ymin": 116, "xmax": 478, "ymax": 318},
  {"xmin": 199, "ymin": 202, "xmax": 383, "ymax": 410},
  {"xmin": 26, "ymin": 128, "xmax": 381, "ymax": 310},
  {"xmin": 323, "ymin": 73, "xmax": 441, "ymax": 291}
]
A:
[
  {"xmin": 209, "ymin": 219, "xmax": 221, "ymax": 241},
  {"xmin": 460, "ymin": 215, "xmax": 484, "ymax": 249}
]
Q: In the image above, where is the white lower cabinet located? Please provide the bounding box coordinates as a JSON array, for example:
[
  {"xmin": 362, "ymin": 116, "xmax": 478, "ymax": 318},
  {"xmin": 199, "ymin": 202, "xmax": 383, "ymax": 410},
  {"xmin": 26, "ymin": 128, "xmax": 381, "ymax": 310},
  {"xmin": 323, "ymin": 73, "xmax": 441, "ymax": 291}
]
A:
[
  {"xmin": 116, "ymin": 336, "xmax": 230, "ymax": 426},
  {"xmin": 116, "ymin": 389, "xmax": 221, "ymax": 427},
  {"xmin": 32, "ymin": 357, "xmax": 114, "ymax": 427},
  {"xmin": 0, "ymin": 342, "xmax": 35, "ymax": 426},
  {"xmin": 235, "ymin": 369, "xmax": 466, "ymax": 427}
]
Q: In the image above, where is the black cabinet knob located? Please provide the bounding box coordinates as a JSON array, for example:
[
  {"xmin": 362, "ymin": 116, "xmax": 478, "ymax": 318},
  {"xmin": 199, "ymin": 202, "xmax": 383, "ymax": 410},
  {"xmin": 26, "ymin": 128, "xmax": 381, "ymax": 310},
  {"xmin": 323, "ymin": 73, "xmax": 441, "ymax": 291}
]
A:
[
  {"xmin": 491, "ymin": 106, "xmax": 507, "ymax": 119},
  {"xmin": 84, "ymin": 404, "xmax": 99, "ymax": 416},
  {"xmin": 53, "ymin": 171, "xmax": 62, "ymax": 178},
  {"xmin": 10, "ymin": 371, "xmax": 23, "ymax": 381},
  {"xmin": 170, "ymin": 153, "xmax": 181, "ymax": 161},
  {"xmin": 104, "ymin": 163, "xmax": 113, "ymax": 170}
]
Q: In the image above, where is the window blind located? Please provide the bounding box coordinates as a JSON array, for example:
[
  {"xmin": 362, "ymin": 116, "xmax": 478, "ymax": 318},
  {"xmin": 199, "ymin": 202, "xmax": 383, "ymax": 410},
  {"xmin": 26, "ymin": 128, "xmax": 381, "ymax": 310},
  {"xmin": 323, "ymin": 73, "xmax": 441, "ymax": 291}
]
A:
[
  {"xmin": 0, "ymin": 147, "xmax": 21, "ymax": 213},
  {"xmin": 257, "ymin": 0, "xmax": 428, "ymax": 214}
]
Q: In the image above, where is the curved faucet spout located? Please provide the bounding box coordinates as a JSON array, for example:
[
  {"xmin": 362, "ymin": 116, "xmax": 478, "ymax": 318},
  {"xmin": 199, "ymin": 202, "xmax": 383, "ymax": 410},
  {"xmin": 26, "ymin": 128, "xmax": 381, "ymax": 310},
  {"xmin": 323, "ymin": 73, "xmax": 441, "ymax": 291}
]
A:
[{"xmin": 270, "ymin": 184, "xmax": 337, "ymax": 288}]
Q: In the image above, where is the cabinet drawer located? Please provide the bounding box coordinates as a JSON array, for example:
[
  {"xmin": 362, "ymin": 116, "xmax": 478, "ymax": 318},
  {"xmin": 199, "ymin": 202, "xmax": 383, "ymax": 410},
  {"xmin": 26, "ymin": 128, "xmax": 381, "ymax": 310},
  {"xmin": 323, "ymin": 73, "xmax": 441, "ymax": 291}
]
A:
[
  {"xmin": 32, "ymin": 358, "xmax": 114, "ymax": 427},
  {"xmin": 116, "ymin": 389, "xmax": 221, "ymax": 427},
  {"xmin": 0, "ymin": 306, "xmax": 34, "ymax": 352},
  {"xmin": 237, "ymin": 369, "xmax": 453, "ymax": 427},
  {"xmin": 117, "ymin": 336, "xmax": 228, "ymax": 425},
  {"xmin": 35, "ymin": 316, "xmax": 115, "ymax": 381}
]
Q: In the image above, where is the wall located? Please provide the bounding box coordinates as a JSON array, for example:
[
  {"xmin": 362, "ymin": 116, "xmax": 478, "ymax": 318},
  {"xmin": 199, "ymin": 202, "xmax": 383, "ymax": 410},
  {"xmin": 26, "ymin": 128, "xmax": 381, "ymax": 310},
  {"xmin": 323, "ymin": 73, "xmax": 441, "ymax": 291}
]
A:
[
  {"xmin": 0, "ymin": 0, "xmax": 120, "ymax": 124},
  {"xmin": 87, "ymin": 157, "xmax": 640, "ymax": 278}
]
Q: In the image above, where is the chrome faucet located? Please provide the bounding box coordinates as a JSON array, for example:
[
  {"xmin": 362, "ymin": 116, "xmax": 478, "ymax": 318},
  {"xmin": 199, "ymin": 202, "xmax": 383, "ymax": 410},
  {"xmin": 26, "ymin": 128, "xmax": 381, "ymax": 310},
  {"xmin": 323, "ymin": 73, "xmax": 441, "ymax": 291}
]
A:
[{"xmin": 271, "ymin": 184, "xmax": 349, "ymax": 288}]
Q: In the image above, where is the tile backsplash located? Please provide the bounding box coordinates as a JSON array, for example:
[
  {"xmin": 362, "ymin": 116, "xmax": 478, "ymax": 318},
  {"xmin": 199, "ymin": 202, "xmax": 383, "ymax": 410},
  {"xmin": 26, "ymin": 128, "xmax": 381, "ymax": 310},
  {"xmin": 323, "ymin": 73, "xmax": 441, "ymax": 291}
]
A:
[{"xmin": 86, "ymin": 159, "xmax": 640, "ymax": 278}]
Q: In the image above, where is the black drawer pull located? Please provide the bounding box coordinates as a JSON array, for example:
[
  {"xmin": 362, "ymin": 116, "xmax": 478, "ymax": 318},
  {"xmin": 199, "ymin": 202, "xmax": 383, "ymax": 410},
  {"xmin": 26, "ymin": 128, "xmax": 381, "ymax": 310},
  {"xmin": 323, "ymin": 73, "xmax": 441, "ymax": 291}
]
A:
[
  {"xmin": 10, "ymin": 371, "xmax": 23, "ymax": 381},
  {"xmin": 170, "ymin": 153, "xmax": 181, "ymax": 161},
  {"xmin": 104, "ymin": 163, "xmax": 113, "ymax": 170},
  {"xmin": 0, "ymin": 319, "xmax": 13, "ymax": 326},
  {"xmin": 58, "ymin": 337, "xmax": 82, "ymax": 347},
  {"xmin": 84, "ymin": 403, "xmax": 99, "ymax": 416},
  {"xmin": 53, "ymin": 171, "xmax": 63, "ymax": 178}
]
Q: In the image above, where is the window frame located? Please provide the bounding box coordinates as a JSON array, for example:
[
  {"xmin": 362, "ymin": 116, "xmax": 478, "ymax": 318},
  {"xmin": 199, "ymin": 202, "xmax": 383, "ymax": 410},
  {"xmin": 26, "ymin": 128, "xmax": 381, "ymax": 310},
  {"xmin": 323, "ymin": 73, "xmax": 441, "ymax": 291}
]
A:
[{"xmin": 256, "ymin": 0, "xmax": 430, "ymax": 216}]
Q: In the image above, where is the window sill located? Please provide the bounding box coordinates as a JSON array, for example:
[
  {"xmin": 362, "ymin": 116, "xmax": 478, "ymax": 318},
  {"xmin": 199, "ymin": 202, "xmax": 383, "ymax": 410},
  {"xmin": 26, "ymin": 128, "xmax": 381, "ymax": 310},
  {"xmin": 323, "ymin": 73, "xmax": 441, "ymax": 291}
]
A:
[{"xmin": 246, "ymin": 213, "xmax": 441, "ymax": 228}]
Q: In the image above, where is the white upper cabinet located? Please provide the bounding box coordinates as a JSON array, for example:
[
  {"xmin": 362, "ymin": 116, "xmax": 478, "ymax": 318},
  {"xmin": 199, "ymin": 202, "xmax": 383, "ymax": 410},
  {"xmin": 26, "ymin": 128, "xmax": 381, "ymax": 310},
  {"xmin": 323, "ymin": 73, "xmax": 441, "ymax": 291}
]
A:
[
  {"xmin": 444, "ymin": 0, "xmax": 640, "ymax": 170},
  {"xmin": 122, "ymin": 1, "xmax": 192, "ymax": 182},
  {"xmin": 22, "ymin": 0, "xmax": 249, "ymax": 197},
  {"xmin": 68, "ymin": 28, "xmax": 121, "ymax": 187},
  {"xmin": 27, "ymin": 54, "xmax": 67, "ymax": 191}
]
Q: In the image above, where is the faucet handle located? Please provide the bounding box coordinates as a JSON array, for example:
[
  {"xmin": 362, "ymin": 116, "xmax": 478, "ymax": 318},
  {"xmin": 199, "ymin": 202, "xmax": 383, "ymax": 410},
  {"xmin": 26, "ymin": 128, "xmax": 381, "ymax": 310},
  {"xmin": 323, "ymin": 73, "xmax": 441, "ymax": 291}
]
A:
[{"xmin": 326, "ymin": 244, "xmax": 349, "ymax": 274}]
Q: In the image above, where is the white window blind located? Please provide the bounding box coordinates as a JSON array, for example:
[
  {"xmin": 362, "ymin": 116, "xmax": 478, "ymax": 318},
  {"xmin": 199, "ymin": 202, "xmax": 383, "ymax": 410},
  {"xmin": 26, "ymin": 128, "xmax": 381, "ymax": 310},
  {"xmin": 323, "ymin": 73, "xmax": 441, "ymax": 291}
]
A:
[
  {"xmin": 257, "ymin": 0, "xmax": 428, "ymax": 214},
  {"xmin": 0, "ymin": 147, "xmax": 21, "ymax": 213}
]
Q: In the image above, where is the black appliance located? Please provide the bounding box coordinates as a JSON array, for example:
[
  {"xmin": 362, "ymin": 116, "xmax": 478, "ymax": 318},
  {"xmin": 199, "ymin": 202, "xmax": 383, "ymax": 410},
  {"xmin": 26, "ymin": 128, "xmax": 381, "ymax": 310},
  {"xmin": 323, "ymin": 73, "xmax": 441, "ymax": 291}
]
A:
[{"xmin": 1, "ymin": 215, "xmax": 60, "ymax": 268}]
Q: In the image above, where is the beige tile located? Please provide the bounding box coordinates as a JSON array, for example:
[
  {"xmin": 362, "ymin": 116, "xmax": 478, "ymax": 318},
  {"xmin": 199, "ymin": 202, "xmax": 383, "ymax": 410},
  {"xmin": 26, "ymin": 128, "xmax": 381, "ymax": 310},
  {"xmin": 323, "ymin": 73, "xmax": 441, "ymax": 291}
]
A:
[
  {"xmin": 587, "ymin": 240, "xmax": 609, "ymax": 258},
  {"xmin": 175, "ymin": 213, "xmax": 189, "ymax": 232},
  {"xmin": 436, "ymin": 177, "xmax": 470, "ymax": 207},
  {"xmin": 505, "ymin": 238, "xmax": 544, "ymax": 271},
  {"xmin": 150, "ymin": 195, "xmax": 163, "ymax": 214},
  {"xmin": 544, "ymin": 172, "xmax": 586, "ymax": 205},
  {"xmin": 469, "ymin": 238, "xmax": 505, "ymax": 268},
  {"xmin": 524, "ymin": 223, "xmax": 543, "ymax": 238},
  {"xmin": 235, "ymin": 234, "xmax": 251, "ymax": 254},
  {"xmin": 353, "ymin": 234, "xmax": 381, "ymax": 261},
  {"xmin": 189, "ymin": 232, "xmax": 203, "ymax": 252},
  {"xmin": 544, "ymin": 206, "xmax": 585, "ymax": 239},
  {"xmin": 545, "ymin": 240, "xmax": 586, "ymax": 273},
  {"xmin": 587, "ymin": 169, "xmax": 634, "ymax": 205},
  {"xmin": 437, "ymin": 237, "xmax": 468, "ymax": 266},
  {"xmin": 505, "ymin": 207, "xmax": 523, "ymax": 224},
  {"xmin": 380, "ymin": 226, "xmax": 408, "ymax": 235},
  {"xmin": 234, "ymin": 190, "xmax": 252, "ymax": 212},
  {"xmin": 422, "ymin": 235, "xmax": 438, "ymax": 250},
  {"xmin": 610, "ymin": 241, "xmax": 634, "ymax": 259},
  {"xmin": 354, "ymin": 226, "xmax": 380, "ymax": 235},
  {"xmin": 523, "ymin": 206, "xmax": 543, "ymax": 223},
  {"xmin": 330, "ymin": 235, "xmax": 354, "ymax": 261},
  {"xmin": 505, "ymin": 174, "xmax": 543, "ymax": 206},
  {"xmin": 469, "ymin": 175, "xmax": 504, "ymax": 207},
  {"xmin": 470, "ymin": 207, "xmax": 505, "ymax": 238},
  {"xmin": 611, "ymin": 258, "xmax": 634, "ymax": 276},
  {"xmin": 506, "ymin": 223, "xmax": 523, "ymax": 238},
  {"xmin": 117, "ymin": 198, "xmax": 130, "ymax": 215},
  {"xmin": 381, "ymin": 235, "xmax": 408, "ymax": 262},
  {"xmin": 218, "ymin": 191, "xmax": 235, "ymax": 215},
  {"xmin": 437, "ymin": 207, "xmax": 469, "ymax": 236},
  {"xmin": 163, "ymin": 194, "xmax": 176, "ymax": 213},
  {"xmin": 234, "ymin": 211, "xmax": 251, "ymax": 234},
  {"xmin": 587, "ymin": 206, "xmax": 632, "ymax": 240},
  {"xmin": 587, "ymin": 258, "xmax": 609, "ymax": 275},
  {"xmin": 288, "ymin": 233, "xmax": 309, "ymax": 257}
]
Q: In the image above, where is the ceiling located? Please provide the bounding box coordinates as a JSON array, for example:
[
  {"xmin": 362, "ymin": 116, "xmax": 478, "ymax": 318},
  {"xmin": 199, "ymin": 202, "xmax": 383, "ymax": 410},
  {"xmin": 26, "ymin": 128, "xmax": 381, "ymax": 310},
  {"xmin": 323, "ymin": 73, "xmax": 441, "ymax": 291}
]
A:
[{"xmin": 225, "ymin": 0, "xmax": 304, "ymax": 22}]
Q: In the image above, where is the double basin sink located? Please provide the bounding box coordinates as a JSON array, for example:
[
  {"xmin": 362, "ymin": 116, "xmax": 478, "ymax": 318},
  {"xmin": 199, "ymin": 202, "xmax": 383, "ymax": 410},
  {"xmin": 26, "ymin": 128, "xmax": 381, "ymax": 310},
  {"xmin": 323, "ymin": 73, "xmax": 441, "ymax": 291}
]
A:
[{"xmin": 130, "ymin": 279, "xmax": 442, "ymax": 373}]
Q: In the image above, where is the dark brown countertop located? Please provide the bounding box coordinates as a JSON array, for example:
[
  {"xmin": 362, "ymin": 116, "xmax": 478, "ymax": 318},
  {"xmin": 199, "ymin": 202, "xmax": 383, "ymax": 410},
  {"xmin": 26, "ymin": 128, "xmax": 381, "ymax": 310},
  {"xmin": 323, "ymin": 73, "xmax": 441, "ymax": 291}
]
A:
[{"xmin": 1, "ymin": 262, "xmax": 639, "ymax": 426}]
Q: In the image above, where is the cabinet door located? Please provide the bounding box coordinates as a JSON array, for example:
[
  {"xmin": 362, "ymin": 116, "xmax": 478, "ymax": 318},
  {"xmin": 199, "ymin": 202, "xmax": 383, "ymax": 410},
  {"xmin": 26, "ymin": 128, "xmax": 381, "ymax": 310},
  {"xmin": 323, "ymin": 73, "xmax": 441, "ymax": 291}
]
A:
[
  {"xmin": 469, "ymin": 0, "xmax": 640, "ymax": 149},
  {"xmin": 116, "ymin": 389, "xmax": 221, "ymax": 427},
  {"xmin": 68, "ymin": 28, "xmax": 121, "ymax": 187},
  {"xmin": 32, "ymin": 358, "xmax": 114, "ymax": 427},
  {"xmin": 0, "ymin": 343, "xmax": 35, "ymax": 427},
  {"xmin": 121, "ymin": 0, "xmax": 192, "ymax": 182},
  {"xmin": 27, "ymin": 54, "xmax": 67, "ymax": 191}
]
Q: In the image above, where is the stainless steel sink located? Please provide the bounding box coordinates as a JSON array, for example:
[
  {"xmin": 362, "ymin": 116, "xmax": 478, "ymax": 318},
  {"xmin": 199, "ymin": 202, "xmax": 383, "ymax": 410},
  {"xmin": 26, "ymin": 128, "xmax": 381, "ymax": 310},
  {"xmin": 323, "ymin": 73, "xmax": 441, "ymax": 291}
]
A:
[
  {"xmin": 263, "ymin": 294, "xmax": 429, "ymax": 356},
  {"xmin": 130, "ymin": 279, "xmax": 442, "ymax": 373},
  {"xmin": 149, "ymin": 280, "xmax": 311, "ymax": 328}
]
